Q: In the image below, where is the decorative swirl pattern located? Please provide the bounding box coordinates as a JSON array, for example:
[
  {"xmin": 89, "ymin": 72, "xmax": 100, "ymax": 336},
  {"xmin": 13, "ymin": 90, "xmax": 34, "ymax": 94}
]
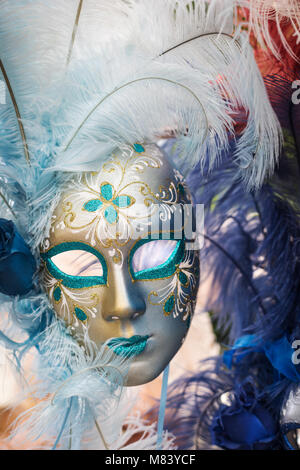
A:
[
  {"xmin": 148, "ymin": 249, "xmax": 199, "ymax": 323},
  {"xmin": 50, "ymin": 145, "xmax": 190, "ymax": 266}
]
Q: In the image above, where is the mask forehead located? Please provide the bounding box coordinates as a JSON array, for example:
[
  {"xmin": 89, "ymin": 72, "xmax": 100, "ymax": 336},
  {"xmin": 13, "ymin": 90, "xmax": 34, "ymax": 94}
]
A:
[{"xmin": 45, "ymin": 144, "xmax": 191, "ymax": 254}]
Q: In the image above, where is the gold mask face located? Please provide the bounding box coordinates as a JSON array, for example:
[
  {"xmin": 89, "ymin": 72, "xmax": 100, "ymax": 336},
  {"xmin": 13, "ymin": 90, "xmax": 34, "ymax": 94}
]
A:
[{"xmin": 40, "ymin": 144, "xmax": 200, "ymax": 385}]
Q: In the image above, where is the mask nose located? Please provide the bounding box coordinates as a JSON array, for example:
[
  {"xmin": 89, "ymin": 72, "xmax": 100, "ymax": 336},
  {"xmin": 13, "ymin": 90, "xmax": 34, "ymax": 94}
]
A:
[{"xmin": 101, "ymin": 268, "xmax": 146, "ymax": 322}]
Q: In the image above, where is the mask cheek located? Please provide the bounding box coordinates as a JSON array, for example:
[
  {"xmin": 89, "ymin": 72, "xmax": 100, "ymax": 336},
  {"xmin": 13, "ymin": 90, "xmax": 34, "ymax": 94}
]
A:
[
  {"xmin": 42, "ymin": 267, "xmax": 123, "ymax": 344},
  {"xmin": 144, "ymin": 254, "xmax": 199, "ymax": 326},
  {"xmin": 42, "ymin": 266, "xmax": 100, "ymax": 328}
]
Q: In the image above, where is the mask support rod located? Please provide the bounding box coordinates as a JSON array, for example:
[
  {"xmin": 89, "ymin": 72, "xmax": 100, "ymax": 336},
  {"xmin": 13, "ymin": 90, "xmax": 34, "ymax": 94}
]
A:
[{"xmin": 156, "ymin": 363, "xmax": 170, "ymax": 450}]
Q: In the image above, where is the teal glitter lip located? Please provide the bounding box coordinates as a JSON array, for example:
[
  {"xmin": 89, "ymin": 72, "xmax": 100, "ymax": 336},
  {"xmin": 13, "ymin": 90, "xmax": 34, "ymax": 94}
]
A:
[{"xmin": 107, "ymin": 335, "xmax": 150, "ymax": 357}]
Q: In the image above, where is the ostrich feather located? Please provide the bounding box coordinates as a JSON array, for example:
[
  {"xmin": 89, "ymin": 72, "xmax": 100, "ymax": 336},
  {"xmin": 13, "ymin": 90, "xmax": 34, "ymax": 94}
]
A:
[
  {"xmin": 0, "ymin": 0, "xmax": 134, "ymax": 190},
  {"xmin": 127, "ymin": 0, "xmax": 234, "ymax": 57},
  {"xmin": 0, "ymin": 0, "xmax": 281, "ymax": 195},
  {"xmin": 163, "ymin": 68, "xmax": 300, "ymax": 346},
  {"xmin": 44, "ymin": 4, "xmax": 280, "ymax": 192},
  {"xmin": 160, "ymin": 67, "xmax": 300, "ymax": 449},
  {"xmin": 66, "ymin": 0, "xmax": 84, "ymax": 66},
  {"xmin": 163, "ymin": 358, "xmax": 235, "ymax": 450},
  {"xmin": 122, "ymin": 0, "xmax": 282, "ymax": 189},
  {"xmin": 0, "ymin": 0, "xmax": 133, "ymax": 92},
  {"xmin": 185, "ymin": 154, "xmax": 300, "ymax": 344},
  {"xmin": 2, "ymin": 302, "xmax": 175, "ymax": 450},
  {"xmin": 237, "ymin": 0, "xmax": 300, "ymax": 63},
  {"xmin": 0, "ymin": 60, "xmax": 29, "ymax": 164}
]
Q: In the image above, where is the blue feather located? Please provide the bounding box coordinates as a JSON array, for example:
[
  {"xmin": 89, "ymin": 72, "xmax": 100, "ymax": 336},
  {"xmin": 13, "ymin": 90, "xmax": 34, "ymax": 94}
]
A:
[{"xmin": 161, "ymin": 72, "xmax": 300, "ymax": 449}]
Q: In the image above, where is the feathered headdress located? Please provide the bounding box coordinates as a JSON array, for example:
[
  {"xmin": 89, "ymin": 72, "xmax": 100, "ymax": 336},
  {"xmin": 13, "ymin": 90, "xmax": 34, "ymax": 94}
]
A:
[{"xmin": 162, "ymin": 0, "xmax": 300, "ymax": 450}]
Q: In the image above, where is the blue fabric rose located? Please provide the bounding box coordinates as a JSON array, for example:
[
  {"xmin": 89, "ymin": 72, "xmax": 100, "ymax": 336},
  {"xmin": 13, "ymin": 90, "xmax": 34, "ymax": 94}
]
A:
[
  {"xmin": 0, "ymin": 219, "xmax": 36, "ymax": 296},
  {"xmin": 211, "ymin": 380, "xmax": 279, "ymax": 450}
]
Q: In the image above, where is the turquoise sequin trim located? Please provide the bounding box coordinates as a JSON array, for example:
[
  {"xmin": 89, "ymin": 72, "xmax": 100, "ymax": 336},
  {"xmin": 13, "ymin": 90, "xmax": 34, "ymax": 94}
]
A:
[
  {"xmin": 114, "ymin": 195, "xmax": 131, "ymax": 208},
  {"xmin": 53, "ymin": 285, "xmax": 62, "ymax": 302},
  {"xmin": 101, "ymin": 183, "xmax": 113, "ymax": 201},
  {"xmin": 179, "ymin": 271, "xmax": 188, "ymax": 286},
  {"xmin": 164, "ymin": 295, "xmax": 175, "ymax": 315},
  {"xmin": 107, "ymin": 335, "xmax": 149, "ymax": 357},
  {"xmin": 104, "ymin": 205, "xmax": 118, "ymax": 224},
  {"xmin": 41, "ymin": 242, "xmax": 107, "ymax": 288},
  {"xmin": 83, "ymin": 199, "xmax": 103, "ymax": 212},
  {"xmin": 129, "ymin": 238, "xmax": 185, "ymax": 281}
]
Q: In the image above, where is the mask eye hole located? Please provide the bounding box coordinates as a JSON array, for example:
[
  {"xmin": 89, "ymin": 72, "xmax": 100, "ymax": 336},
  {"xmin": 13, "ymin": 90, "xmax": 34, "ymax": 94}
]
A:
[
  {"xmin": 51, "ymin": 250, "xmax": 104, "ymax": 277},
  {"xmin": 130, "ymin": 239, "xmax": 184, "ymax": 281},
  {"xmin": 41, "ymin": 242, "xmax": 107, "ymax": 288},
  {"xmin": 132, "ymin": 240, "xmax": 178, "ymax": 273}
]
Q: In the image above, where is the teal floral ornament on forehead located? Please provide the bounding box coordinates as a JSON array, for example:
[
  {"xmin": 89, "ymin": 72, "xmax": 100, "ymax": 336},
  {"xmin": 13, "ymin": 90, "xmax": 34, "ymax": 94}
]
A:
[{"xmin": 83, "ymin": 181, "xmax": 135, "ymax": 224}]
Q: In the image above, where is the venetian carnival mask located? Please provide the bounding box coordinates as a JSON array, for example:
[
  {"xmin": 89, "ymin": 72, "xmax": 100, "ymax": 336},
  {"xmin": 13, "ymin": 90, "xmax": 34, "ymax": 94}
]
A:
[{"xmin": 40, "ymin": 144, "xmax": 200, "ymax": 386}]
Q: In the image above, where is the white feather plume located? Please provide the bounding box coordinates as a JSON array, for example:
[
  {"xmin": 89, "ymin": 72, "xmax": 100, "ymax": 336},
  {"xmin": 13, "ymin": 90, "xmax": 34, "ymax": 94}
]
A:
[
  {"xmin": 4, "ymin": 312, "xmax": 175, "ymax": 450},
  {"xmin": 43, "ymin": 0, "xmax": 281, "ymax": 191},
  {"xmin": 237, "ymin": 0, "xmax": 300, "ymax": 63},
  {"xmin": 1, "ymin": 0, "xmax": 282, "ymax": 200}
]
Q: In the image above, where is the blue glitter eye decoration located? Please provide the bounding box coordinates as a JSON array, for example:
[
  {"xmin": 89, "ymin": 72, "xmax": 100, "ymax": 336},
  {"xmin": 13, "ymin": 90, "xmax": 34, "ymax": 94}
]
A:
[
  {"xmin": 41, "ymin": 242, "xmax": 108, "ymax": 288},
  {"xmin": 129, "ymin": 238, "xmax": 185, "ymax": 281}
]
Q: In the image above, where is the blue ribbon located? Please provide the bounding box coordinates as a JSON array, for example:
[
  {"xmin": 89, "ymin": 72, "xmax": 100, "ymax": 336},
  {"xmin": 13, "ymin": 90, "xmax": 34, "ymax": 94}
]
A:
[
  {"xmin": 223, "ymin": 334, "xmax": 300, "ymax": 383},
  {"xmin": 156, "ymin": 364, "xmax": 170, "ymax": 450}
]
